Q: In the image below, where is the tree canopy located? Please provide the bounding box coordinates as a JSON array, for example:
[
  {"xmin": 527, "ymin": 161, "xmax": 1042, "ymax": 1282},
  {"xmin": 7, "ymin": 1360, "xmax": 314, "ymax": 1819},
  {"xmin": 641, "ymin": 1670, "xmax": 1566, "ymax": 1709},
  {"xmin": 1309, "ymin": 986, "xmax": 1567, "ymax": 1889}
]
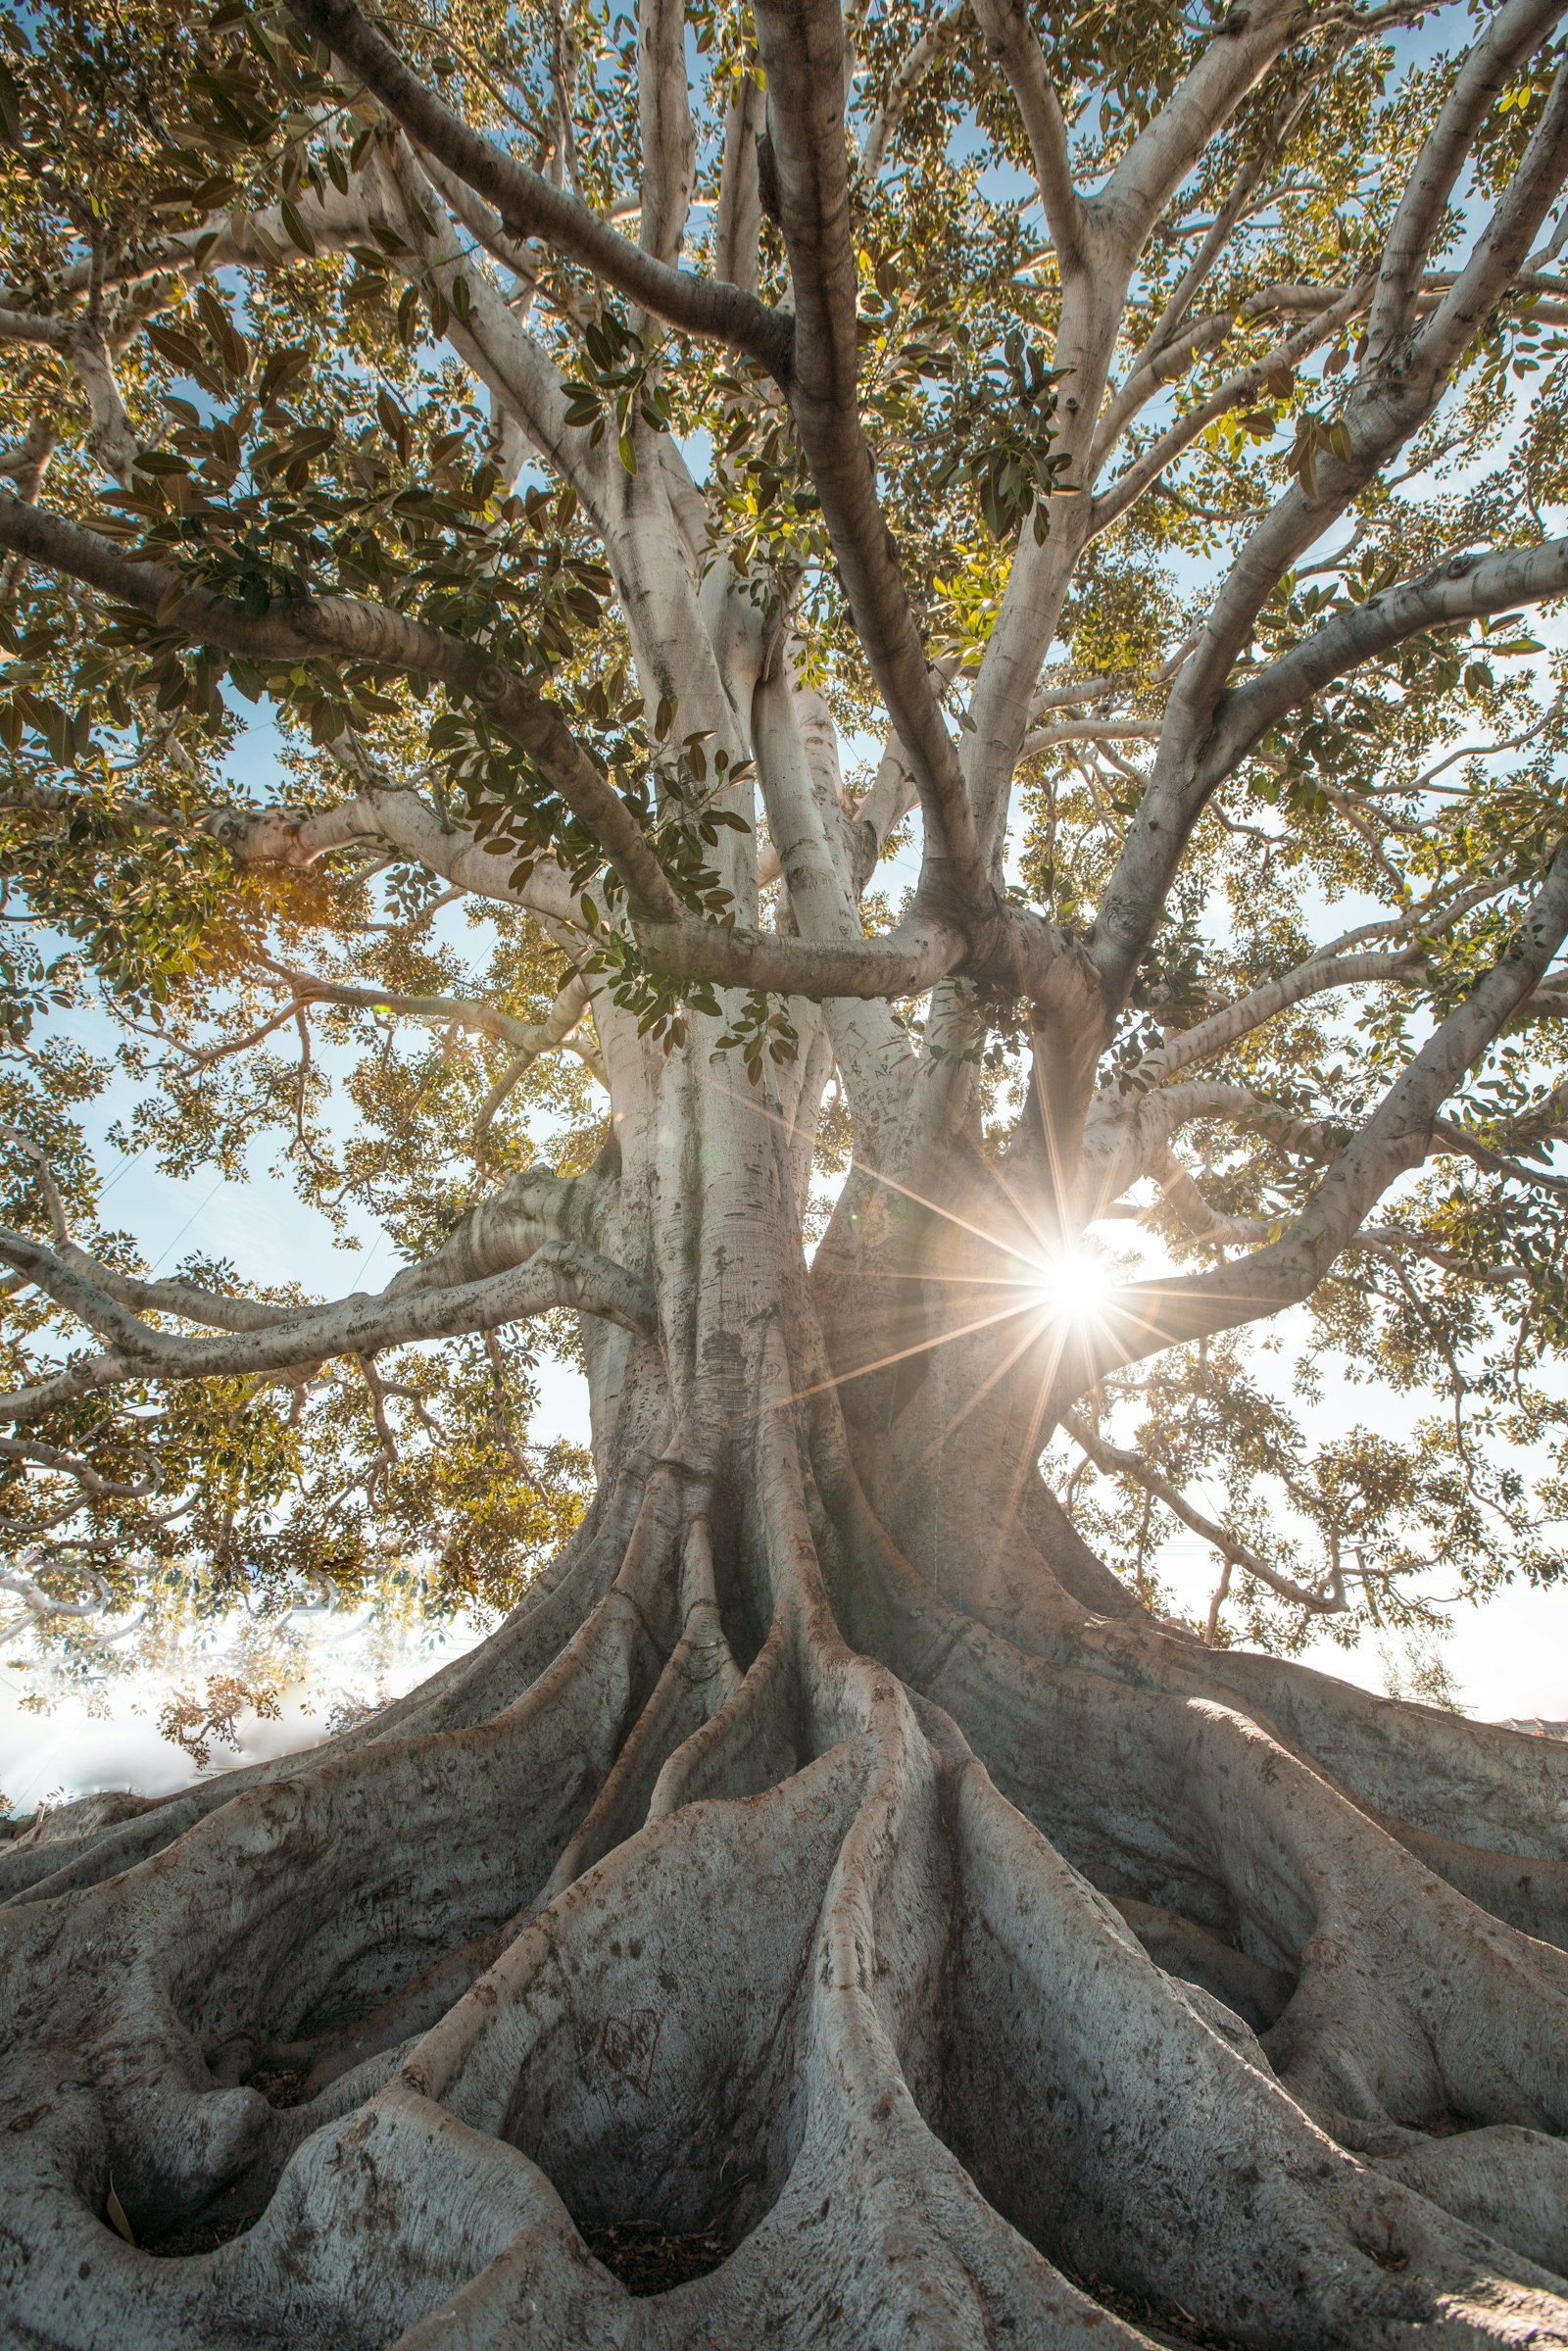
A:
[
  {"xmin": 1, "ymin": 0, "xmax": 1567, "ymax": 1742},
  {"xmin": 12, "ymin": 6, "xmax": 1568, "ymax": 2346}
]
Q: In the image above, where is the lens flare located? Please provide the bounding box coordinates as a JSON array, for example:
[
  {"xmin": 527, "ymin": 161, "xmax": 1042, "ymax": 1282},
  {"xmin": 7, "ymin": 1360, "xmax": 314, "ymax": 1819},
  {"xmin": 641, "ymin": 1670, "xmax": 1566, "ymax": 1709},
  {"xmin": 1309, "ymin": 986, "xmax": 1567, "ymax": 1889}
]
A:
[{"xmin": 1031, "ymin": 1246, "xmax": 1113, "ymax": 1328}]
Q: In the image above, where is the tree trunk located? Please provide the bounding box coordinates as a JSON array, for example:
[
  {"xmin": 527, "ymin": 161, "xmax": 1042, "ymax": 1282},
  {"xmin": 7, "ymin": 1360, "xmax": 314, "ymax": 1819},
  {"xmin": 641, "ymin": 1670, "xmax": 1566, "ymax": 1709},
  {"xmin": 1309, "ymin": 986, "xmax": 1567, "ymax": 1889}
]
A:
[{"xmin": 4, "ymin": 1037, "xmax": 1568, "ymax": 2351}]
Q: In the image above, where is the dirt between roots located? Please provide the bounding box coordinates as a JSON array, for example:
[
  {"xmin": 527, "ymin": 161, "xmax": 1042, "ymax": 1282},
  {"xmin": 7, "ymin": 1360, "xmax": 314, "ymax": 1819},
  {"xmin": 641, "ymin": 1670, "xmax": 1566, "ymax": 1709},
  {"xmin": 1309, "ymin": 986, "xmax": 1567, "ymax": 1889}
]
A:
[
  {"xmin": 138, "ymin": 2207, "xmax": 735, "ymax": 2282},
  {"xmin": 125, "ymin": 2197, "xmax": 1259, "ymax": 2334},
  {"xmin": 570, "ymin": 2228, "xmax": 1254, "ymax": 2334},
  {"xmin": 580, "ymin": 2216, "xmax": 734, "ymax": 2293},
  {"xmin": 139, "ymin": 2210, "xmax": 257, "ymax": 2260},
  {"xmin": 134, "ymin": 2137, "xmax": 1238, "ymax": 2335},
  {"xmin": 246, "ymin": 2064, "xmax": 312, "ymax": 2106},
  {"xmin": 1058, "ymin": 2267, "xmax": 1250, "ymax": 2350}
]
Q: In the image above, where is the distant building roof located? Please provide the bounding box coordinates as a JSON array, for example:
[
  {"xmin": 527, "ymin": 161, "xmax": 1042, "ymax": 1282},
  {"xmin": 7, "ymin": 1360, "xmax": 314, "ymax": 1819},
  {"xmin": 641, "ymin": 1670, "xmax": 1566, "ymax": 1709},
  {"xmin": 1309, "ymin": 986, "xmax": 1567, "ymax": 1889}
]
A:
[{"xmin": 1501, "ymin": 1719, "xmax": 1568, "ymax": 1739}]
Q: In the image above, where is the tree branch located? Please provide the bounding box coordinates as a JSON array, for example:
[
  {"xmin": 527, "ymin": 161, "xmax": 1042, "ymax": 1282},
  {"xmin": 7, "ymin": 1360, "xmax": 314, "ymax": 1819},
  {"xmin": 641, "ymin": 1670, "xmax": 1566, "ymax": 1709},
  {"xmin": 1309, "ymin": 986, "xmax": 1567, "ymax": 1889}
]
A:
[
  {"xmin": 283, "ymin": 0, "xmax": 791, "ymax": 375},
  {"xmin": 636, "ymin": 0, "xmax": 695, "ymax": 271},
  {"xmin": 860, "ymin": 1, "xmax": 964, "ymax": 177},
  {"xmin": 750, "ymin": 0, "xmax": 990, "ymax": 909},
  {"xmin": 1219, "ymin": 535, "xmax": 1568, "ymax": 764},
  {"xmin": 474, "ymin": 973, "xmax": 602, "ymax": 1158},
  {"xmin": 257, "ymin": 956, "xmax": 601, "ymax": 1076},
  {"xmin": 713, "ymin": 73, "xmax": 764, "ymax": 294},
  {"xmin": 0, "ymin": 490, "xmax": 1052, "ymax": 1006},
  {"xmin": 1093, "ymin": 58, "xmax": 1568, "ymax": 988},
  {"xmin": 1092, "ymin": 533, "xmax": 1568, "ymax": 1012},
  {"xmin": 1096, "ymin": 0, "xmax": 1309, "ymax": 252},
  {"xmin": 1136, "ymin": 949, "xmax": 1422, "ymax": 1087},
  {"xmin": 1063, "ymin": 1408, "xmax": 1348, "ymax": 1618},
  {"xmin": 1362, "ymin": 0, "xmax": 1568, "ymax": 368},
  {"xmin": 1063, "ymin": 832, "xmax": 1568, "ymax": 1394},
  {"xmin": 0, "ymin": 304, "xmax": 70, "ymax": 350},
  {"xmin": 1401, "ymin": 50, "xmax": 1568, "ymax": 390},
  {"xmin": 753, "ymin": 665, "xmax": 916, "ymax": 1121},
  {"xmin": 965, "ymin": 0, "xmax": 1087, "ymax": 270},
  {"xmin": 0, "ymin": 1233, "xmax": 656, "ymax": 1423},
  {"xmin": 1090, "ymin": 275, "xmax": 1371, "ymax": 534},
  {"xmin": 0, "ymin": 1434, "xmax": 158, "ymax": 1500}
]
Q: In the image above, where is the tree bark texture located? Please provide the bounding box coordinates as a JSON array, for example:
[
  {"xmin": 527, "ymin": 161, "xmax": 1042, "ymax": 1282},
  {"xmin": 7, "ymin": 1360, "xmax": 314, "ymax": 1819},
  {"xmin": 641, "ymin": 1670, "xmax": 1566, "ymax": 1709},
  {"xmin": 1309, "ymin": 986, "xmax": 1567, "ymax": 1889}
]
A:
[
  {"xmin": 4, "ymin": 1073, "xmax": 1568, "ymax": 2350},
  {"xmin": 6, "ymin": 0, "xmax": 1568, "ymax": 2338}
]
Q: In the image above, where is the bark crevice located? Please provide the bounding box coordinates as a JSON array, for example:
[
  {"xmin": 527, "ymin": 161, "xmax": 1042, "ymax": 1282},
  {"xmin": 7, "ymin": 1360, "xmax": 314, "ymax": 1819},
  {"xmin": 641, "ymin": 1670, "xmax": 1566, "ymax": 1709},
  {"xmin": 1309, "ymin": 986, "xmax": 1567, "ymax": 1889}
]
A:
[{"xmin": 4, "ymin": 1247, "xmax": 1568, "ymax": 2350}]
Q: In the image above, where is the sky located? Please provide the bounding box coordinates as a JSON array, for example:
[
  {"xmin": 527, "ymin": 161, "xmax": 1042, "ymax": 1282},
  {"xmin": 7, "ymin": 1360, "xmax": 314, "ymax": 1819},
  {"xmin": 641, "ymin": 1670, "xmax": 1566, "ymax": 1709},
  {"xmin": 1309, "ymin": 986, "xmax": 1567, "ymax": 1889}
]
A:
[
  {"xmin": 6, "ymin": 623, "xmax": 1567, "ymax": 1810},
  {"xmin": 4, "ymin": 0, "xmax": 1567, "ymax": 1817},
  {"xmin": 4, "ymin": 904, "xmax": 1563, "ymax": 1822}
]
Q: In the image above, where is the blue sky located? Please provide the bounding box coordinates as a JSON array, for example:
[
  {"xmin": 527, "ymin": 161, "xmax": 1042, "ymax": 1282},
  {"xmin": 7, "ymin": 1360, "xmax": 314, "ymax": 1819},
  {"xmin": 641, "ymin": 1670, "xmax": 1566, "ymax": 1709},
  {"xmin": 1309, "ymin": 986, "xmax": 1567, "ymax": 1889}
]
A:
[{"xmin": 5, "ymin": 0, "xmax": 1568, "ymax": 1813}]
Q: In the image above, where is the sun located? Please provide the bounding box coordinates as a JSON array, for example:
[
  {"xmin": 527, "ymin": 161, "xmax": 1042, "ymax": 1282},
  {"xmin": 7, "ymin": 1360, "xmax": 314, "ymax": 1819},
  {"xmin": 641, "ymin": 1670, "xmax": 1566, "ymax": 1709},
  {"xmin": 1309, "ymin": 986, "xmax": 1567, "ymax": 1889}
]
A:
[{"xmin": 1029, "ymin": 1244, "xmax": 1114, "ymax": 1330}]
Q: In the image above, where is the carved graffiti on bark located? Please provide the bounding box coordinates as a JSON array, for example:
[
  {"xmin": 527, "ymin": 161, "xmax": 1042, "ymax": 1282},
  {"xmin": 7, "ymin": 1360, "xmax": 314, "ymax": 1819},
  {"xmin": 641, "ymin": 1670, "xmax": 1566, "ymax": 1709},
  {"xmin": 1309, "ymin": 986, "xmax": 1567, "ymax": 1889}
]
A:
[{"xmin": 600, "ymin": 2005, "xmax": 661, "ymax": 2092}]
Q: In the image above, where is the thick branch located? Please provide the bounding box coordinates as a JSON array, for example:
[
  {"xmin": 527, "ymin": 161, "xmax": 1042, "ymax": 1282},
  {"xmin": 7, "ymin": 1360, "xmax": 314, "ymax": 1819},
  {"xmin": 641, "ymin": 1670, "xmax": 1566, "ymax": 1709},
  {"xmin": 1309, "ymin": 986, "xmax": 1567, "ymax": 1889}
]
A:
[
  {"xmin": 1063, "ymin": 834, "xmax": 1568, "ymax": 1391},
  {"xmin": 1219, "ymin": 536, "xmax": 1568, "ymax": 764},
  {"xmin": 965, "ymin": 0, "xmax": 1087, "ymax": 270},
  {"xmin": 1093, "ymin": 534, "xmax": 1568, "ymax": 1012},
  {"xmin": 636, "ymin": 0, "xmax": 695, "ymax": 271},
  {"xmin": 0, "ymin": 1233, "xmax": 655, "ymax": 1423},
  {"xmin": 1063, "ymin": 1409, "xmax": 1348, "ymax": 1617},
  {"xmin": 42, "ymin": 1243, "xmax": 300, "ymax": 1335},
  {"xmin": 0, "ymin": 305, "xmax": 70, "ymax": 350},
  {"xmin": 0, "ymin": 486, "xmax": 682, "ymax": 915},
  {"xmin": 1097, "ymin": 0, "xmax": 1309, "ymax": 251},
  {"xmin": 1138, "ymin": 950, "xmax": 1422, "ymax": 1086},
  {"xmin": 0, "ymin": 491, "xmax": 1032, "ymax": 1006},
  {"xmin": 753, "ymin": 666, "xmax": 916, "ymax": 1120},
  {"xmin": 1083, "ymin": 1078, "xmax": 1338, "ymax": 1216},
  {"xmin": 713, "ymin": 76, "xmax": 764, "ymax": 293},
  {"xmin": 1363, "ymin": 0, "xmax": 1568, "ymax": 368},
  {"xmin": 1148, "ymin": 1142, "xmax": 1271, "ymax": 1247},
  {"xmin": 1089, "ymin": 61, "xmax": 1568, "ymax": 1012},
  {"xmin": 1402, "ymin": 51, "xmax": 1568, "ymax": 392},
  {"xmin": 283, "ymin": 0, "xmax": 791, "ymax": 375},
  {"xmin": 751, "ymin": 0, "xmax": 989, "ymax": 908}
]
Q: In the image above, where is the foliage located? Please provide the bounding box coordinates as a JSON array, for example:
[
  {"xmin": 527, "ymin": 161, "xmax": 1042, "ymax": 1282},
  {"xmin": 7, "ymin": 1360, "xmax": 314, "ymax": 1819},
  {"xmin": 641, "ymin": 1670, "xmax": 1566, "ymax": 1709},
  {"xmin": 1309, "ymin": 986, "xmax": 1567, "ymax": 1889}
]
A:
[{"xmin": 0, "ymin": 0, "xmax": 1565, "ymax": 1740}]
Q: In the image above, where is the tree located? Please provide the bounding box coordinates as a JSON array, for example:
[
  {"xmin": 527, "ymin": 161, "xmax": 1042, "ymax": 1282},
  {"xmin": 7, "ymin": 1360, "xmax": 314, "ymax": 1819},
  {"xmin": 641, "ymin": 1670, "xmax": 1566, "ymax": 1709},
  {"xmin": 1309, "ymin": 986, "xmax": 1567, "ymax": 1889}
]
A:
[{"xmin": 3, "ymin": 0, "xmax": 1568, "ymax": 2337}]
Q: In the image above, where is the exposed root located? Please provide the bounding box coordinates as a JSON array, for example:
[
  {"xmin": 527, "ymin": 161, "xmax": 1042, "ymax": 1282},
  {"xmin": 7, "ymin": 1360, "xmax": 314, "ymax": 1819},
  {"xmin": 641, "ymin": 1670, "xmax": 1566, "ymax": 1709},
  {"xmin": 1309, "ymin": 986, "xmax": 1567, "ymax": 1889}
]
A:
[
  {"xmin": 5, "ymin": 1372, "xmax": 1568, "ymax": 2349},
  {"xmin": 1369, "ymin": 2129, "xmax": 1568, "ymax": 2281},
  {"xmin": 922, "ymin": 1731, "xmax": 1565, "ymax": 2347},
  {"xmin": 849, "ymin": 1353, "xmax": 1568, "ymax": 1883},
  {"xmin": 1109, "ymin": 1895, "xmax": 1295, "ymax": 2032},
  {"xmin": 0, "ymin": 1464, "xmax": 649, "ymax": 1910}
]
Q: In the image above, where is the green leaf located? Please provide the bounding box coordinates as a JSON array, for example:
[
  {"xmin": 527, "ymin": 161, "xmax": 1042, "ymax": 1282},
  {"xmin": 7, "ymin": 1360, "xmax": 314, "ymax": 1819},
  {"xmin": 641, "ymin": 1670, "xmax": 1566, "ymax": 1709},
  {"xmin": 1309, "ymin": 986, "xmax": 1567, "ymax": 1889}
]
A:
[
  {"xmin": 375, "ymin": 387, "xmax": 411, "ymax": 465},
  {"xmin": 0, "ymin": 62, "xmax": 24, "ymax": 147},
  {"xmin": 146, "ymin": 323, "xmax": 207, "ymax": 376},
  {"xmin": 279, "ymin": 197, "xmax": 318, "ymax": 256},
  {"xmin": 258, "ymin": 346, "xmax": 311, "ymax": 402}
]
